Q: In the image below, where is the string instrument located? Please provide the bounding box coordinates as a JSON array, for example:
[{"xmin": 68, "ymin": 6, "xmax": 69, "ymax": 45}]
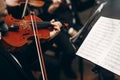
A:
[
  {"xmin": 2, "ymin": 14, "xmax": 51, "ymax": 47},
  {"xmin": 6, "ymin": 0, "xmax": 45, "ymax": 7}
]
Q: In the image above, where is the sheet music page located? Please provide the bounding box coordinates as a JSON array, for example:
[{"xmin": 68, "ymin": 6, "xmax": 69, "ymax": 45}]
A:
[{"xmin": 76, "ymin": 16, "xmax": 120, "ymax": 75}]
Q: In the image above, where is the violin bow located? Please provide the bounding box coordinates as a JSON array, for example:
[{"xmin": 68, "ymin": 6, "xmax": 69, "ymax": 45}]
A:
[
  {"xmin": 22, "ymin": 0, "xmax": 29, "ymax": 18},
  {"xmin": 30, "ymin": 12, "xmax": 48, "ymax": 80},
  {"xmin": 22, "ymin": 1, "xmax": 48, "ymax": 80}
]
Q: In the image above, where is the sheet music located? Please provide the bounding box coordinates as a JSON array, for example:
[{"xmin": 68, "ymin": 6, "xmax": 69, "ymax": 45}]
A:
[{"xmin": 76, "ymin": 16, "xmax": 120, "ymax": 75}]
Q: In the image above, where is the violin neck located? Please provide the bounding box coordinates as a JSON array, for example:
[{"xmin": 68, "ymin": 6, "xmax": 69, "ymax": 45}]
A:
[{"xmin": 31, "ymin": 21, "xmax": 51, "ymax": 29}]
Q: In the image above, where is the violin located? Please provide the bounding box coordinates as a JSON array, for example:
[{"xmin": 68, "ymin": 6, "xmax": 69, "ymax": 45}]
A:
[
  {"xmin": 6, "ymin": 0, "xmax": 45, "ymax": 7},
  {"xmin": 2, "ymin": 14, "xmax": 51, "ymax": 47}
]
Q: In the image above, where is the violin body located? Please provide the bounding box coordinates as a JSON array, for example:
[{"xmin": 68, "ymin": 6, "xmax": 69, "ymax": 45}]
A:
[
  {"xmin": 2, "ymin": 15, "xmax": 50, "ymax": 47},
  {"xmin": 6, "ymin": 0, "xmax": 45, "ymax": 7}
]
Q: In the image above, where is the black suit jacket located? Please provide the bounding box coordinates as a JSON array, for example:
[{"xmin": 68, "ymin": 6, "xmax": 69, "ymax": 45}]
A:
[{"xmin": 0, "ymin": 44, "xmax": 34, "ymax": 80}]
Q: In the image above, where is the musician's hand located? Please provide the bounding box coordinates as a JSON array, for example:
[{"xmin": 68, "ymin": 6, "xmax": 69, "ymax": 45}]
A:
[
  {"xmin": 48, "ymin": 0, "xmax": 62, "ymax": 13},
  {"xmin": 68, "ymin": 28, "xmax": 78, "ymax": 37},
  {"xmin": 6, "ymin": 0, "xmax": 20, "ymax": 7},
  {"xmin": 52, "ymin": 0, "xmax": 62, "ymax": 4},
  {"xmin": 49, "ymin": 19, "xmax": 62, "ymax": 39},
  {"xmin": 51, "ymin": 19, "xmax": 62, "ymax": 32}
]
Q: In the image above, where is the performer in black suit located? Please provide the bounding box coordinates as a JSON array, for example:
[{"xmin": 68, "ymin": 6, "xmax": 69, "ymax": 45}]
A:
[
  {"xmin": 7, "ymin": 0, "xmax": 78, "ymax": 79},
  {"xmin": 0, "ymin": 0, "xmax": 62, "ymax": 80},
  {"xmin": 0, "ymin": 1, "xmax": 34, "ymax": 80},
  {"xmin": 0, "ymin": 44, "xmax": 35, "ymax": 80}
]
